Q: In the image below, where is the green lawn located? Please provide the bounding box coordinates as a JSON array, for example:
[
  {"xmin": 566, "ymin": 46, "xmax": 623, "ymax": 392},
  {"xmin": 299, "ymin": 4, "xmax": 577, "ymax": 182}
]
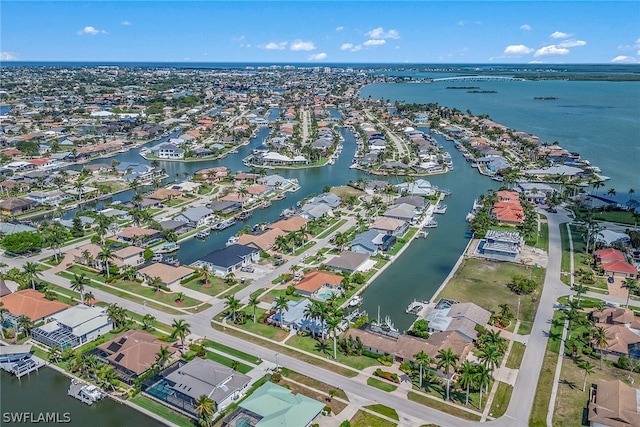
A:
[
  {"xmin": 203, "ymin": 351, "xmax": 253, "ymax": 374},
  {"xmin": 489, "ymin": 382, "xmax": 513, "ymax": 418},
  {"xmin": 529, "ymin": 350, "xmax": 560, "ymax": 426},
  {"xmin": 436, "ymin": 258, "xmax": 545, "ymax": 324},
  {"xmin": 407, "ymin": 391, "xmax": 481, "ymax": 421},
  {"xmin": 364, "ymin": 404, "xmax": 399, "ymax": 421},
  {"xmin": 110, "ymin": 279, "xmax": 204, "ymax": 309},
  {"xmin": 506, "ymin": 342, "xmax": 526, "ymax": 369},
  {"xmin": 202, "ymin": 340, "xmax": 261, "ymax": 364},
  {"xmin": 287, "ymin": 335, "xmax": 380, "ymax": 370},
  {"xmin": 591, "ymin": 210, "xmax": 638, "ymax": 225},
  {"xmin": 67, "ymin": 264, "xmax": 106, "ymax": 283},
  {"xmin": 387, "ymin": 228, "xmax": 418, "ymax": 256},
  {"xmin": 182, "ymin": 275, "xmax": 229, "ymax": 297},
  {"xmin": 232, "ymin": 315, "xmax": 289, "ymax": 341},
  {"xmin": 262, "ymin": 289, "xmax": 302, "ymax": 304},
  {"xmin": 130, "ymin": 395, "xmax": 194, "ymax": 427},
  {"xmin": 316, "ymin": 219, "xmax": 348, "ymax": 239},
  {"xmin": 351, "ymin": 410, "xmax": 397, "ymax": 427},
  {"xmin": 367, "ymin": 377, "xmax": 398, "ymax": 392}
]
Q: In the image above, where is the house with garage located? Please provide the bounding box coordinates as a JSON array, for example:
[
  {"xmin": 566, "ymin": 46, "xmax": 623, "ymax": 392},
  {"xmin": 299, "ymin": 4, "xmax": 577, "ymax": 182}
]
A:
[
  {"xmin": 31, "ymin": 305, "xmax": 113, "ymax": 349},
  {"xmin": 350, "ymin": 229, "xmax": 396, "ymax": 255},
  {"xmin": 173, "ymin": 206, "xmax": 214, "ymax": 228},
  {"xmin": 370, "ymin": 217, "xmax": 409, "ymax": 237},
  {"xmin": 294, "ymin": 271, "xmax": 344, "ymax": 300},
  {"xmin": 136, "ymin": 263, "xmax": 194, "ymax": 288},
  {"xmin": 383, "ymin": 203, "xmax": 418, "ymax": 223},
  {"xmin": 199, "ymin": 244, "xmax": 260, "ymax": 277},
  {"xmin": 325, "ymin": 251, "xmax": 370, "ymax": 274}
]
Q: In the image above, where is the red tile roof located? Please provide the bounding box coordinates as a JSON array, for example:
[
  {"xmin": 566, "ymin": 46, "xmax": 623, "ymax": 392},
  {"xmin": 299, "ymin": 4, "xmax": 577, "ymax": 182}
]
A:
[{"xmin": 295, "ymin": 271, "xmax": 343, "ymax": 293}]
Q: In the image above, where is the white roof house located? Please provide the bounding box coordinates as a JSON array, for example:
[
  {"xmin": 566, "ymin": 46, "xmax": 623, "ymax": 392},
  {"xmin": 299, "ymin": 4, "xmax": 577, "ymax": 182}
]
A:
[{"xmin": 32, "ymin": 305, "xmax": 113, "ymax": 349}]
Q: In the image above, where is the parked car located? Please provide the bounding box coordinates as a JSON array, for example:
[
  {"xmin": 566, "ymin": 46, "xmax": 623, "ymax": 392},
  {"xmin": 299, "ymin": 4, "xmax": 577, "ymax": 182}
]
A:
[
  {"xmin": 274, "ymin": 259, "xmax": 285, "ymax": 267},
  {"xmin": 240, "ymin": 266, "xmax": 255, "ymax": 273}
]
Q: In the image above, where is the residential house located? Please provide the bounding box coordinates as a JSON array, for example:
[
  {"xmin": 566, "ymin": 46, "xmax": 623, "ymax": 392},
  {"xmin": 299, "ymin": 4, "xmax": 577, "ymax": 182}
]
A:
[
  {"xmin": 209, "ymin": 200, "xmax": 242, "ymax": 215},
  {"xmin": 0, "ymin": 197, "xmax": 39, "ymax": 216},
  {"xmin": 325, "ymin": 251, "xmax": 370, "ymax": 274},
  {"xmin": 370, "ymin": 217, "xmax": 409, "ymax": 237},
  {"xmin": 115, "ymin": 227, "xmax": 163, "ymax": 247},
  {"xmin": 595, "ymin": 248, "xmax": 638, "ymax": 279},
  {"xmin": 173, "ymin": 206, "xmax": 214, "ymax": 228},
  {"xmin": 294, "ymin": 271, "xmax": 344, "ymax": 300},
  {"xmin": 477, "ymin": 230, "xmax": 524, "ymax": 262},
  {"xmin": 222, "ymin": 382, "xmax": 324, "ymax": 427},
  {"xmin": 145, "ymin": 358, "xmax": 251, "ymax": 418},
  {"xmin": 237, "ymin": 228, "xmax": 287, "ymax": 252},
  {"xmin": 147, "ymin": 188, "xmax": 182, "ymax": 202},
  {"xmin": 26, "ymin": 190, "xmax": 69, "ymax": 206},
  {"xmin": 491, "ymin": 190, "xmax": 525, "ymax": 225},
  {"xmin": 383, "ymin": 203, "xmax": 418, "ymax": 223},
  {"xmin": 591, "ymin": 307, "xmax": 640, "ymax": 360},
  {"xmin": 150, "ymin": 143, "xmax": 184, "ymax": 159},
  {"xmin": 91, "ymin": 330, "xmax": 177, "ymax": 383},
  {"xmin": 395, "ymin": 179, "xmax": 435, "ymax": 197},
  {"xmin": 395, "ymin": 196, "xmax": 429, "ymax": 211},
  {"xmin": 32, "ymin": 305, "xmax": 113, "ymax": 349},
  {"xmin": 199, "ymin": 244, "xmax": 260, "ymax": 277},
  {"xmin": 136, "ymin": 263, "xmax": 194, "ymax": 288},
  {"xmin": 350, "ymin": 230, "xmax": 396, "ymax": 255},
  {"xmin": 268, "ymin": 298, "xmax": 326, "ymax": 336},
  {"xmin": 267, "ymin": 216, "xmax": 309, "ymax": 233},
  {"xmin": 515, "ymin": 182, "xmax": 555, "ymax": 204},
  {"xmin": 158, "ymin": 219, "xmax": 191, "ymax": 235},
  {"xmin": 588, "ymin": 379, "xmax": 640, "ymax": 427},
  {"xmin": 424, "ymin": 299, "xmax": 492, "ymax": 342},
  {"xmin": 0, "ymin": 289, "xmax": 70, "ymax": 329},
  {"xmin": 596, "ymin": 230, "xmax": 632, "ymax": 247}
]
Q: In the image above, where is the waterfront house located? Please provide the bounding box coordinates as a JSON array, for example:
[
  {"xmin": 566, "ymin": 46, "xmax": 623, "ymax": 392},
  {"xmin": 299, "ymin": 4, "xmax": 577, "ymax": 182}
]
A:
[
  {"xmin": 299, "ymin": 203, "xmax": 333, "ymax": 220},
  {"xmin": 595, "ymin": 230, "xmax": 632, "ymax": 247},
  {"xmin": 477, "ymin": 230, "xmax": 524, "ymax": 262},
  {"xmin": 257, "ymin": 174, "xmax": 290, "ymax": 191},
  {"xmin": 150, "ymin": 142, "xmax": 184, "ymax": 159},
  {"xmin": 383, "ymin": 203, "xmax": 417, "ymax": 223},
  {"xmin": 0, "ymin": 222, "xmax": 37, "ymax": 236},
  {"xmin": 525, "ymin": 165, "xmax": 585, "ymax": 180},
  {"xmin": 370, "ymin": 217, "xmax": 409, "ymax": 237},
  {"xmin": 147, "ymin": 188, "xmax": 182, "ymax": 201},
  {"xmin": 115, "ymin": 227, "xmax": 163, "ymax": 247},
  {"xmin": 395, "ymin": 195, "xmax": 429, "ymax": 211},
  {"xmin": 588, "ymin": 379, "xmax": 640, "ymax": 427},
  {"xmin": 136, "ymin": 263, "xmax": 194, "ymax": 288},
  {"xmin": 350, "ymin": 230, "xmax": 395, "ymax": 255},
  {"xmin": 268, "ymin": 298, "xmax": 326, "ymax": 336},
  {"xmin": 294, "ymin": 271, "xmax": 344, "ymax": 300},
  {"xmin": 515, "ymin": 182, "xmax": 555, "ymax": 204},
  {"xmin": 268, "ymin": 216, "xmax": 309, "ymax": 233},
  {"xmin": 222, "ymin": 382, "xmax": 324, "ymax": 427},
  {"xmin": 237, "ymin": 228, "xmax": 286, "ymax": 252},
  {"xmin": 0, "ymin": 289, "xmax": 70, "ymax": 330},
  {"xmin": 0, "ymin": 197, "xmax": 39, "ymax": 216},
  {"xmin": 209, "ymin": 200, "xmax": 242, "ymax": 215},
  {"xmin": 424, "ymin": 300, "xmax": 492, "ymax": 342},
  {"xmin": 91, "ymin": 330, "xmax": 177, "ymax": 383},
  {"xmin": 145, "ymin": 358, "xmax": 250, "ymax": 418},
  {"xmin": 325, "ymin": 251, "xmax": 370, "ymax": 274},
  {"xmin": 26, "ymin": 190, "xmax": 69, "ymax": 206},
  {"xmin": 173, "ymin": 205, "xmax": 214, "ymax": 228},
  {"xmin": 158, "ymin": 219, "xmax": 191, "ymax": 235},
  {"xmin": 32, "ymin": 305, "xmax": 113, "ymax": 349},
  {"xmin": 491, "ymin": 191, "xmax": 525, "ymax": 225},
  {"xmin": 199, "ymin": 244, "xmax": 260, "ymax": 277},
  {"xmin": 395, "ymin": 179, "xmax": 436, "ymax": 197}
]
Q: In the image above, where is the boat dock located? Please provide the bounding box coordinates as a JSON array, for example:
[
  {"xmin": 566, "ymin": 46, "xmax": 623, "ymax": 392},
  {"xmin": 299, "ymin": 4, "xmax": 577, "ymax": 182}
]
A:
[
  {"xmin": 68, "ymin": 379, "xmax": 105, "ymax": 405},
  {"xmin": 406, "ymin": 300, "xmax": 432, "ymax": 317},
  {"xmin": 0, "ymin": 344, "xmax": 43, "ymax": 378}
]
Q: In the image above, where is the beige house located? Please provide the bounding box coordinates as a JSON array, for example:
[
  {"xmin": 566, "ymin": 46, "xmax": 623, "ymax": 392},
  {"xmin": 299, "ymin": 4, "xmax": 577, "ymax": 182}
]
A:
[{"xmin": 137, "ymin": 263, "xmax": 194, "ymax": 287}]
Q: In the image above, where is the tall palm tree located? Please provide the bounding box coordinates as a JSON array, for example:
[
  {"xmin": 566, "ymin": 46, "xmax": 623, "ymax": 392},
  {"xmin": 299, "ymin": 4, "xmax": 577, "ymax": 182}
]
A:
[
  {"xmin": 273, "ymin": 296, "xmax": 290, "ymax": 328},
  {"xmin": 474, "ymin": 364, "xmax": 492, "ymax": 408},
  {"xmin": 622, "ymin": 278, "xmax": 639, "ymax": 308},
  {"xmin": 591, "ymin": 326, "xmax": 608, "ymax": 369},
  {"xmin": 326, "ymin": 314, "xmax": 342, "ymax": 360},
  {"xmin": 22, "ymin": 262, "xmax": 41, "ymax": 290},
  {"xmin": 70, "ymin": 273, "xmax": 90, "ymax": 303},
  {"xmin": 224, "ymin": 294, "xmax": 241, "ymax": 323},
  {"xmin": 17, "ymin": 315, "xmax": 34, "ymax": 336},
  {"xmin": 142, "ymin": 314, "xmax": 156, "ymax": 331},
  {"xmin": 458, "ymin": 361, "xmax": 477, "ymax": 407},
  {"xmin": 155, "ymin": 345, "xmax": 172, "ymax": 368},
  {"xmin": 572, "ymin": 283, "xmax": 589, "ymax": 304},
  {"xmin": 171, "ymin": 319, "xmax": 191, "ymax": 352},
  {"xmin": 248, "ymin": 295, "xmax": 260, "ymax": 323},
  {"xmin": 106, "ymin": 303, "xmax": 127, "ymax": 329},
  {"xmin": 83, "ymin": 291, "xmax": 94, "ymax": 306},
  {"xmin": 194, "ymin": 394, "xmax": 215, "ymax": 427},
  {"xmin": 97, "ymin": 246, "xmax": 115, "ymax": 279},
  {"xmin": 478, "ymin": 344, "xmax": 502, "ymax": 371},
  {"xmin": 436, "ymin": 348, "xmax": 460, "ymax": 401},
  {"xmin": 48, "ymin": 346, "xmax": 62, "ymax": 363},
  {"xmin": 413, "ymin": 350, "xmax": 433, "ymax": 390},
  {"xmin": 578, "ymin": 360, "xmax": 595, "ymax": 392}
]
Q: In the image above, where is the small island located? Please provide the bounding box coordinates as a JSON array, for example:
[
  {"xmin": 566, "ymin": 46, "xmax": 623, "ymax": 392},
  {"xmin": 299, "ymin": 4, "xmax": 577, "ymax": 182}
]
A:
[{"xmin": 533, "ymin": 96, "xmax": 559, "ymax": 100}]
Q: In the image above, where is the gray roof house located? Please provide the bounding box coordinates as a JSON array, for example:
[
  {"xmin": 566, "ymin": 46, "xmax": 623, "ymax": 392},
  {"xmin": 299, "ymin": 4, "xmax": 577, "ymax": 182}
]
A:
[
  {"xmin": 299, "ymin": 203, "xmax": 333, "ymax": 220},
  {"xmin": 325, "ymin": 251, "xmax": 370, "ymax": 273},
  {"xmin": 268, "ymin": 299, "xmax": 326, "ymax": 337},
  {"xmin": 173, "ymin": 206, "xmax": 214, "ymax": 228},
  {"xmin": 424, "ymin": 300, "xmax": 492, "ymax": 342},
  {"xmin": 151, "ymin": 358, "xmax": 250, "ymax": 417},
  {"xmin": 32, "ymin": 305, "xmax": 113, "ymax": 349},
  {"xmin": 383, "ymin": 203, "xmax": 418, "ymax": 222},
  {"xmin": 200, "ymin": 244, "xmax": 260, "ymax": 277},
  {"xmin": 257, "ymin": 174, "xmax": 288, "ymax": 189},
  {"xmin": 350, "ymin": 230, "xmax": 396, "ymax": 255},
  {"xmin": 310, "ymin": 192, "xmax": 341, "ymax": 208},
  {"xmin": 151, "ymin": 142, "xmax": 184, "ymax": 159},
  {"xmin": 395, "ymin": 196, "xmax": 429, "ymax": 210},
  {"xmin": 395, "ymin": 179, "xmax": 435, "ymax": 197}
]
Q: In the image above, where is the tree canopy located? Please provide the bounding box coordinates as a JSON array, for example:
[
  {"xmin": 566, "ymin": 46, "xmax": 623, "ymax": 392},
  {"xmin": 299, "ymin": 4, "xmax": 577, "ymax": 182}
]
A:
[{"xmin": 2, "ymin": 232, "xmax": 42, "ymax": 254}]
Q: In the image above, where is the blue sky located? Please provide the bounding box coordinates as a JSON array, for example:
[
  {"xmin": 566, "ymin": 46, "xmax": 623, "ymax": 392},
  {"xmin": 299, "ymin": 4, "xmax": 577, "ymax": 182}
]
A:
[{"xmin": 1, "ymin": 1, "xmax": 638, "ymax": 64}]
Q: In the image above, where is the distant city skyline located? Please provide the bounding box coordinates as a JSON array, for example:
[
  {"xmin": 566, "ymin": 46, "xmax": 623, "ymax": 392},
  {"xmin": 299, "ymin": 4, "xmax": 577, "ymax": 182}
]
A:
[{"xmin": 1, "ymin": 1, "xmax": 638, "ymax": 64}]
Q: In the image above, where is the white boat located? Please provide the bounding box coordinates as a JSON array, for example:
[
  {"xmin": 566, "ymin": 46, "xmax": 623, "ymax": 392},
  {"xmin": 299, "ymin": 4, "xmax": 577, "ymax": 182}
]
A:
[
  {"xmin": 226, "ymin": 235, "xmax": 239, "ymax": 246},
  {"xmin": 433, "ymin": 203, "xmax": 448, "ymax": 214},
  {"xmin": 156, "ymin": 242, "xmax": 179, "ymax": 254},
  {"xmin": 195, "ymin": 230, "xmax": 210, "ymax": 239},
  {"xmin": 424, "ymin": 219, "xmax": 438, "ymax": 228},
  {"xmin": 348, "ymin": 295, "xmax": 363, "ymax": 307},
  {"xmin": 68, "ymin": 379, "xmax": 105, "ymax": 405}
]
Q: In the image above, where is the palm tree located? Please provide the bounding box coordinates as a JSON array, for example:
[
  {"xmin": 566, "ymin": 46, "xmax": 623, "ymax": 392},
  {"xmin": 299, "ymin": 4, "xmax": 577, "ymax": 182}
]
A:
[
  {"xmin": 97, "ymin": 364, "xmax": 118, "ymax": 391},
  {"xmin": 248, "ymin": 295, "xmax": 260, "ymax": 323},
  {"xmin": 607, "ymin": 188, "xmax": 617, "ymax": 198},
  {"xmin": 591, "ymin": 326, "xmax": 608, "ymax": 369},
  {"xmin": 48, "ymin": 346, "xmax": 62, "ymax": 363},
  {"xmin": 17, "ymin": 315, "xmax": 34, "ymax": 336},
  {"xmin": 83, "ymin": 291, "xmax": 94, "ymax": 306},
  {"xmin": 458, "ymin": 361, "xmax": 477, "ymax": 406},
  {"xmin": 578, "ymin": 360, "xmax": 595, "ymax": 392},
  {"xmin": 436, "ymin": 348, "xmax": 460, "ymax": 401},
  {"xmin": 97, "ymin": 246, "xmax": 115, "ymax": 279},
  {"xmin": 174, "ymin": 292, "xmax": 185, "ymax": 303},
  {"xmin": 413, "ymin": 350, "xmax": 433, "ymax": 390},
  {"xmin": 622, "ymin": 278, "xmax": 639, "ymax": 308},
  {"xmin": 142, "ymin": 314, "xmax": 156, "ymax": 331},
  {"xmin": 155, "ymin": 345, "xmax": 172, "ymax": 368},
  {"xmin": 171, "ymin": 319, "xmax": 191, "ymax": 352},
  {"xmin": 478, "ymin": 344, "xmax": 502, "ymax": 371},
  {"xmin": 70, "ymin": 273, "xmax": 90, "ymax": 303},
  {"xmin": 326, "ymin": 314, "xmax": 342, "ymax": 360},
  {"xmin": 22, "ymin": 262, "xmax": 41, "ymax": 290},
  {"xmin": 474, "ymin": 364, "xmax": 492, "ymax": 408},
  {"xmin": 194, "ymin": 394, "xmax": 215, "ymax": 427},
  {"xmin": 0, "ymin": 302, "xmax": 8, "ymax": 340},
  {"xmin": 591, "ymin": 180, "xmax": 604, "ymax": 195},
  {"xmin": 273, "ymin": 296, "xmax": 290, "ymax": 328},
  {"xmin": 224, "ymin": 294, "xmax": 241, "ymax": 323},
  {"xmin": 106, "ymin": 303, "xmax": 127, "ymax": 329},
  {"xmin": 572, "ymin": 283, "xmax": 589, "ymax": 303},
  {"xmin": 497, "ymin": 303, "xmax": 513, "ymax": 326},
  {"xmin": 147, "ymin": 276, "xmax": 163, "ymax": 293}
]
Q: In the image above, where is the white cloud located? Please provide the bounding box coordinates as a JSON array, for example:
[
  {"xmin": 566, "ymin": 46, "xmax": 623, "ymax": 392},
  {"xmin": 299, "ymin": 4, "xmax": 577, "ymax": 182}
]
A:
[
  {"xmin": 363, "ymin": 39, "xmax": 386, "ymax": 47},
  {"xmin": 534, "ymin": 45, "xmax": 570, "ymax": 57},
  {"xmin": 78, "ymin": 26, "xmax": 106, "ymax": 36},
  {"xmin": 290, "ymin": 40, "xmax": 316, "ymax": 51},
  {"xmin": 504, "ymin": 44, "xmax": 534, "ymax": 56},
  {"xmin": 558, "ymin": 39, "xmax": 586, "ymax": 48},
  {"xmin": 263, "ymin": 41, "xmax": 288, "ymax": 50},
  {"xmin": 611, "ymin": 55, "xmax": 638, "ymax": 64},
  {"xmin": 366, "ymin": 27, "xmax": 399, "ymax": 39},
  {"xmin": 340, "ymin": 43, "xmax": 361, "ymax": 52},
  {"xmin": 120, "ymin": 21, "xmax": 132, "ymax": 26},
  {"xmin": 550, "ymin": 31, "xmax": 571, "ymax": 39},
  {"xmin": 336, "ymin": 26, "xmax": 343, "ymax": 32},
  {"xmin": 0, "ymin": 51, "xmax": 17, "ymax": 61},
  {"xmin": 520, "ymin": 24, "xmax": 531, "ymax": 30},
  {"xmin": 308, "ymin": 52, "xmax": 327, "ymax": 61}
]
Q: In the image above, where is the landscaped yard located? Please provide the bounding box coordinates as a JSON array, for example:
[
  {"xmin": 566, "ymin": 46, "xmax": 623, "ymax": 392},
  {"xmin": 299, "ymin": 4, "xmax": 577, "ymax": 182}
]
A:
[
  {"xmin": 202, "ymin": 340, "xmax": 261, "ymax": 364},
  {"xmin": 278, "ymin": 377, "xmax": 347, "ymax": 415},
  {"xmin": 506, "ymin": 341, "xmax": 526, "ymax": 369},
  {"xmin": 203, "ymin": 351, "xmax": 252, "ymax": 374},
  {"xmin": 351, "ymin": 410, "xmax": 397, "ymax": 427},
  {"xmin": 229, "ymin": 313, "xmax": 289, "ymax": 341},
  {"xmin": 110, "ymin": 279, "xmax": 204, "ymax": 309},
  {"xmin": 436, "ymin": 258, "xmax": 545, "ymax": 324},
  {"xmin": 130, "ymin": 395, "xmax": 194, "ymax": 427},
  {"xmin": 489, "ymin": 382, "xmax": 513, "ymax": 418},
  {"xmin": 367, "ymin": 377, "xmax": 398, "ymax": 392},
  {"xmin": 181, "ymin": 275, "xmax": 229, "ymax": 297},
  {"xmin": 364, "ymin": 404, "xmax": 399, "ymax": 420},
  {"xmin": 407, "ymin": 391, "xmax": 481, "ymax": 421},
  {"xmin": 287, "ymin": 335, "xmax": 380, "ymax": 370}
]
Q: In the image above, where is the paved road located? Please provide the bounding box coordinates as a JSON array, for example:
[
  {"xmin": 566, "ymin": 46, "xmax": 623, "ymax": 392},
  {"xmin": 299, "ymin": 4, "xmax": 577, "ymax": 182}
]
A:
[{"xmin": 7, "ymin": 208, "xmax": 583, "ymax": 426}]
